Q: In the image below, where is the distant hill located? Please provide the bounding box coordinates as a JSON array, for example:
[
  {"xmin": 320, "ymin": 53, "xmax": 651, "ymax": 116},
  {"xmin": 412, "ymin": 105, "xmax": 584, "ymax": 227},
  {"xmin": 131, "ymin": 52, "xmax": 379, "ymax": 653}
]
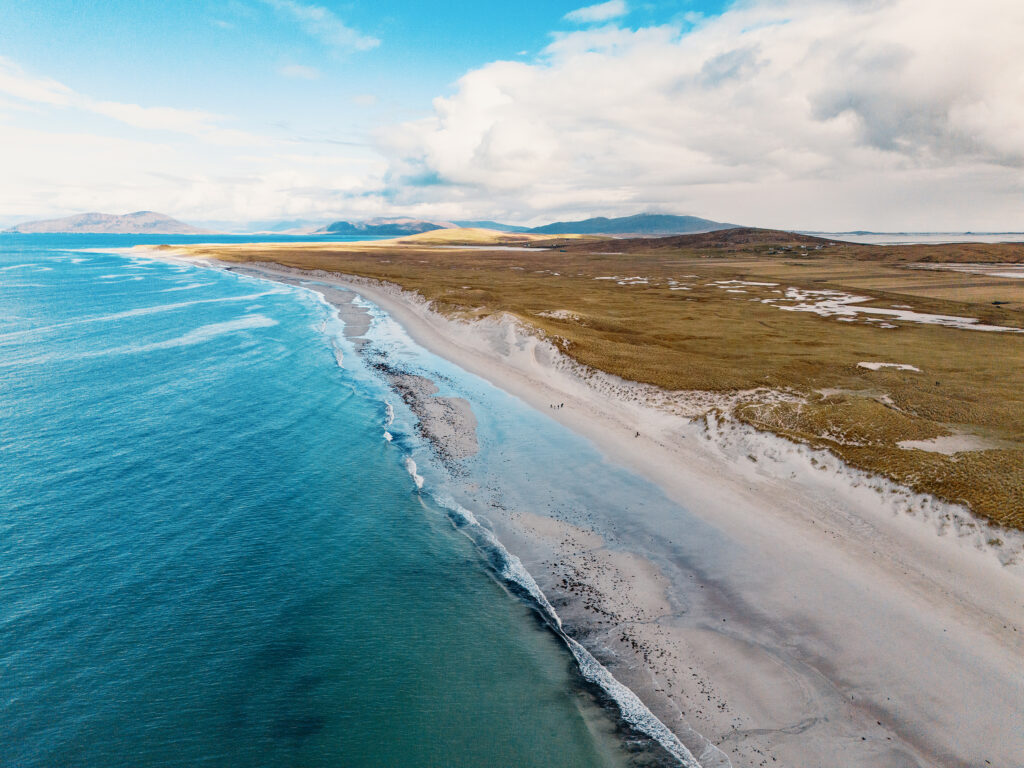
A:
[
  {"xmin": 561, "ymin": 227, "xmax": 839, "ymax": 253},
  {"xmin": 526, "ymin": 213, "xmax": 736, "ymax": 236},
  {"xmin": 314, "ymin": 218, "xmax": 455, "ymax": 236},
  {"xmin": 452, "ymin": 220, "xmax": 530, "ymax": 233},
  {"xmin": 4, "ymin": 211, "xmax": 211, "ymax": 234},
  {"xmin": 391, "ymin": 227, "xmax": 591, "ymax": 246}
]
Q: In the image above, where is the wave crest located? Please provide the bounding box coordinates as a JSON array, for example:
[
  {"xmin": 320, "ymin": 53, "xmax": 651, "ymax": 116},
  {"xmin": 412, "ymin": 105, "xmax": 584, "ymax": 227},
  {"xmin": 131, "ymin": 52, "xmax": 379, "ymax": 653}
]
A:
[
  {"xmin": 404, "ymin": 456, "xmax": 425, "ymax": 489},
  {"xmin": 431, "ymin": 493, "xmax": 703, "ymax": 767}
]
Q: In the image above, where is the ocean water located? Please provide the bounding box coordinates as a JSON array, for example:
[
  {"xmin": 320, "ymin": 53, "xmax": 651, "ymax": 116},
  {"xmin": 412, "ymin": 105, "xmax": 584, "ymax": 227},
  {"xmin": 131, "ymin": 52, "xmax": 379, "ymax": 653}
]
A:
[{"xmin": 0, "ymin": 236, "xmax": 651, "ymax": 767}]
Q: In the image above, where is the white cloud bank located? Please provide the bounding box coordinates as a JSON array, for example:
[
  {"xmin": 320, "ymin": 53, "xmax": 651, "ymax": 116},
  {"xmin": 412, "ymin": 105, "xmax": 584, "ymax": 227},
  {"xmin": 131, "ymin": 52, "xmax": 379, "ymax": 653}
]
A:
[
  {"xmin": 3, "ymin": 0, "xmax": 1023, "ymax": 229},
  {"xmin": 0, "ymin": 56, "xmax": 384, "ymax": 222},
  {"xmin": 384, "ymin": 0, "xmax": 1024, "ymax": 229}
]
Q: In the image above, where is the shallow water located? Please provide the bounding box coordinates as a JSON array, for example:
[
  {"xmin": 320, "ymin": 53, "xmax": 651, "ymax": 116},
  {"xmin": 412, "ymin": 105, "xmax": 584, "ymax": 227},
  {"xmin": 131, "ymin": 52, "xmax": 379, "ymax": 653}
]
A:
[
  {"xmin": 807, "ymin": 231, "xmax": 1024, "ymax": 245},
  {"xmin": 0, "ymin": 235, "xmax": 644, "ymax": 767}
]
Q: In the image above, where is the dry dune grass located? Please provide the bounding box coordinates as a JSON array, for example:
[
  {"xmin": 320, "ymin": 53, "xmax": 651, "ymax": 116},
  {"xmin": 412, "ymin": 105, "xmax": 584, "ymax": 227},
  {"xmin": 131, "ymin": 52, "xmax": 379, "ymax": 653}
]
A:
[{"xmin": 176, "ymin": 229, "xmax": 1024, "ymax": 529}]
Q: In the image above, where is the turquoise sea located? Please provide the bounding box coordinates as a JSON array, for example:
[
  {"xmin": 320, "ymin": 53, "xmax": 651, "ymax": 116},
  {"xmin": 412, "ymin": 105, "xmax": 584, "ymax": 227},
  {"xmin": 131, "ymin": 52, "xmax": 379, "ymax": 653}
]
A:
[{"xmin": 0, "ymin": 235, "xmax": 694, "ymax": 767}]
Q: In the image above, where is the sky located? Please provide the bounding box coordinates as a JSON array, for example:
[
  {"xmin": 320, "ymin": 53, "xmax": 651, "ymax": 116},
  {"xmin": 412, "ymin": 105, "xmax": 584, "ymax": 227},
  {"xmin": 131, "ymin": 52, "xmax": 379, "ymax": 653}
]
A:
[{"xmin": 0, "ymin": 0, "xmax": 1021, "ymax": 230}]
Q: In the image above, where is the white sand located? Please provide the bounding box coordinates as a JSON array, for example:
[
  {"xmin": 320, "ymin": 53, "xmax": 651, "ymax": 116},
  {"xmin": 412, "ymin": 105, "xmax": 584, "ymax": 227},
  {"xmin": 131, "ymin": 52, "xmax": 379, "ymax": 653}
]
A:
[
  {"xmin": 897, "ymin": 434, "xmax": 999, "ymax": 455},
  {"xmin": 777, "ymin": 286, "xmax": 1024, "ymax": 333},
  {"xmin": 858, "ymin": 362, "xmax": 922, "ymax": 372}
]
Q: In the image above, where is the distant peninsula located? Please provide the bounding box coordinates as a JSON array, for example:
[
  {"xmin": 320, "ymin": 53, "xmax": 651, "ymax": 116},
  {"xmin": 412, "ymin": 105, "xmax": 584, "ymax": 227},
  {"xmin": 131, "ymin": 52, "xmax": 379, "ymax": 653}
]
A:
[{"xmin": 4, "ymin": 211, "xmax": 211, "ymax": 235}]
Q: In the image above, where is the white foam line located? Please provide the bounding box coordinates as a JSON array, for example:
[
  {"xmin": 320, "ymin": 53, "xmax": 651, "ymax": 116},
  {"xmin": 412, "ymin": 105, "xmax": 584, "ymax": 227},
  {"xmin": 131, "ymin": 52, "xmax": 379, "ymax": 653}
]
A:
[
  {"xmin": 0, "ymin": 291, "xmax": 281, "ymax": 343},
  {"xmin": 0, "ymin": 314, "xmax": 280, "ymax": 368},
  {"xmin": 434, "ymin": 495, "xmax": 707, "ymax": 768},
  {"xmin": 126, "ymin": 315, "xmax": 278, "ymax": 353},
  {"xmin": 159, "ymin": 282, "xmax": 210, "ymax": 293},
  {"xmin": 404, "ymin": 456, "xmax": 425, "ymax": 489}
]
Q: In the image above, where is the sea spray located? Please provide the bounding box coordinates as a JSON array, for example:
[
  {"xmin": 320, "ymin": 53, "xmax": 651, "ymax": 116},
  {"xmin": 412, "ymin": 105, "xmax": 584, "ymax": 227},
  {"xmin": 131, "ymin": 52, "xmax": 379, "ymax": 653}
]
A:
[
  {"xmin": 383, "ymin": 401, "xmax": 396, "ymax": 442},
  {"xmin": 404, "ymin": 456, "xmax": 425, "ymax": 490}
]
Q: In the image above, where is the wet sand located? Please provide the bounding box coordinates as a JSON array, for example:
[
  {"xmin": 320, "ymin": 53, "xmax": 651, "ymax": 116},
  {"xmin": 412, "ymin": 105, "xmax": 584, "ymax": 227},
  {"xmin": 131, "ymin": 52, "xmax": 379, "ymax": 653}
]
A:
[{"xmin": 222, "ymin": 262, "xmax": 479, "ymax": 466}]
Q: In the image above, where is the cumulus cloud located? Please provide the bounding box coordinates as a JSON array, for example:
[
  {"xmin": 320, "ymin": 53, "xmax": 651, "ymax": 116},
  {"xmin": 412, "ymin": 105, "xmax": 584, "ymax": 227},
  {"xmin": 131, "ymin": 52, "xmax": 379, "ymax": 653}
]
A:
[
  {"xmin": 382, "ymin": 0, "xmax": 1024, "ymax": 229},
  {"xmin": 564, "ymin": 0, "xmax": 628, "ymax": 24},
  {"xmin": 6, "ymin": 0, "xmax": 1023, "ymax": 229},
  {"xmin": 261, "ymin": 0, "xmax": 379, "ymax": 52}
]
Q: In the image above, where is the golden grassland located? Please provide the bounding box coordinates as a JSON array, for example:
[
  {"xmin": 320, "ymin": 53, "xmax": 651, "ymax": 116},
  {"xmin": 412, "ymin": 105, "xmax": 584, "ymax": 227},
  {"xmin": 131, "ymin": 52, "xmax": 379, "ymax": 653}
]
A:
[
  {"xmin": 173, "ymin": 229, "xmax": 1024, "ymax": 530},
  {"xmin": 389, "ymin": 227, "xmax": 592, "ymax": 246}
]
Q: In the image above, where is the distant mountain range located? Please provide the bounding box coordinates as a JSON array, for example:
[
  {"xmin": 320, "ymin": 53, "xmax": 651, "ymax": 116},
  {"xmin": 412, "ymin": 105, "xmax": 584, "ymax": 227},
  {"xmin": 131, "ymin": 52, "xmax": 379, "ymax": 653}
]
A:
[
  {"xmin": 314, "ymin": 218, "xmax": 533, "ymax": 236},
  {"xmin": 525, "ymin": 213, "xmax": 735, "ymax": 235},
  {"xmin": 564, "ymin": 227, "xmax": 834, "ymax": 253},
  {"xmin": 4, "ymin": 211, "xmax": 210, "ymax": 235},
  {"xmin": 452, "ymin": 220, "xmax": 531, "ymax": 233},
  {"xmin": 313, "ymin": 218, "xmax": 455, "ymax": 236},
  {"xmin": 311, "ymin": 213, "xmax": 734, "ymax": 237}
]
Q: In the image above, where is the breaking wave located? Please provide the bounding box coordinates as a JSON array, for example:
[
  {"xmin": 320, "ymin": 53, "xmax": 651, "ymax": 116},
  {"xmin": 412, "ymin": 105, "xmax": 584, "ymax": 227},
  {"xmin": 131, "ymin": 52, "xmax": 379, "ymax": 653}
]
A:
[
  {"xmin": 431, "ymin": 493, "xmax": 704, "ymax": 768},
  {"xmin": 159, "ymin": 282, "xmax": 210, "ymax": 293},
  {"xmin": 0, "ymin": 291, "xmax": 280, "ymax": 343},
  {"xmin": 404, "ymin": 457, "xmax": 425, "ymax": 490}
]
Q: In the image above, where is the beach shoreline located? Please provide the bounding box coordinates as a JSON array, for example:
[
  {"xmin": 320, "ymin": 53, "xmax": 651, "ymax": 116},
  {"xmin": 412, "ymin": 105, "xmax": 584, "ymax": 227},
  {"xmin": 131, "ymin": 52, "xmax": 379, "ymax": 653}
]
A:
[{"xmin": 150, "ymin": 253, "xmax": 1024, "ymax": 768}]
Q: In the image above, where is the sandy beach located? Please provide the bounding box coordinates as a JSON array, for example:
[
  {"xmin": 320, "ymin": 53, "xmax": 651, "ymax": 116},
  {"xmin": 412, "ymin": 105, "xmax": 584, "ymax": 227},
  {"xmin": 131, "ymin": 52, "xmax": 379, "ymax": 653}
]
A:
[{"xmin": 203, "ymin": 260, "xmax": 1023, "ymax": 768}]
